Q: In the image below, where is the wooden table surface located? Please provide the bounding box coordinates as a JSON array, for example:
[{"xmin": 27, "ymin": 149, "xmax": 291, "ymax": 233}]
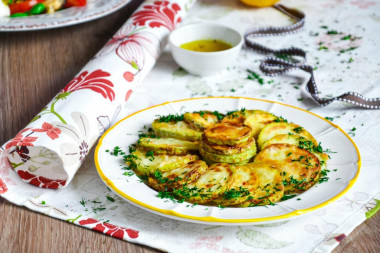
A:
[{"xmin": 0, "ymin": 1, "xmax": 379, "ymax": 252}]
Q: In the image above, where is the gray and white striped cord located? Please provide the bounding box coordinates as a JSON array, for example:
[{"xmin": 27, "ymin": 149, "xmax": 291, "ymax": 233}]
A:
[{"xmin": 244, "ymin": 4, "xmax": 380, "ymax": 109}]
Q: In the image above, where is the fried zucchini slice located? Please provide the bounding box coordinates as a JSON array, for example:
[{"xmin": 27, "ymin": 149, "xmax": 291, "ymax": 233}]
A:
[
  {"xmin": 183, "ymin": 163, "xmax": 235, "ymax": 205},
  {"xmin": 138, "ymin": 137, "xmax": 199, "ymax": 155},
  {"xmin": 200, "ymin": 145, "xmax": 256, "ymax": 164},
  {"xmin": 257, "ymin": 122, "xmax": 318, "ymax": 149},
  {"xmin": 152, "ymin": 119, "xmax": 202, "ymax": 141},
  {"xmin": 222, "ymin": 109, "xmax": 254, "ymax": 125},
  {"xmin": 200, "ymin": 137, "xmax": 256, "ymax": 156},
  {"xmin": 204, "ymin": 123, "xmax": 253, "ymax": 145},
  {"xmin": 261, "ymin": 134, "xmax": 329, "ymax": 170},
  {"xmin": 184, "ymin": 111, "xmax": 220, "ymax": 131},
  {"xmin": 254, "ymin": 143, "xmax": 321, "ymax": 194},
  {"xmin": 216, "ymin": 162, "xmax": 284, "ymax": 207},
  {"xmin": 128, "ymin": 149, "xmax": 199, "ymax": 175},
  {"xmin": 223, "ymin": 109, "xmax": 279, "ymax": 138},
  {"xmin": 146, "ymin": 160, "xmax": 208, "ymax": 191}
]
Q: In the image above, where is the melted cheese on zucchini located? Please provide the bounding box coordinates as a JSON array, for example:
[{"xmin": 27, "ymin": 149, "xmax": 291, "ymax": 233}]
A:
[
  {"xmin": 200, "ymin": 137, "xmax": 255, "ymax": 156},
  {"xmin": 138, "ymin": 137, "xmax": 198, "ymax": 155},
  {"xmin": 184, "ymin": 111, "xmax": 219, "ymax": 131},
  {"xmin": 200, "ymin": 145, "xmax": 256, "ymax": 164},
  {"xmin": 152, "ymin": 120, "xmax": 202, "ymax": 141},
  {"xmin": 129, "ymin": 149, "xmax": 199, "ymax": 175},
  {"xmin": 127, "ymin": 108, "xmax": 330, "ymax": 207},
  {"xmin": 185, "ymin": 163, "xmax": 235, "ymax": 204},
  {"xmin": 217, "ymin": 162, "xmax": 284, "ymax": 207},
  {"xmin": 147, "ymin": 160, "xmax": 208, "ymax": 191},
  {"xmin": 204, "ymin": 123, "xmax": 253, "ymax": 145},
  {"xmin": 257, "ymin": 122, "xmax": 318, "ymax": 149},
  {"xmin": 261, "ymin": 134, "xmax": 329, "ymax": 170},
  {"xmin": 222, "ymin": 110, "xmax": 278, "ymax": 138},
  {"xmin": 254, "ymin": 144, "xmax": 321, "ymax": 194}
]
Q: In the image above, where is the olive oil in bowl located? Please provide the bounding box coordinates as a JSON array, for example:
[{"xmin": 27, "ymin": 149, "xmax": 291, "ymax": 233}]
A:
[
  {"xmin": 169, "ymin": 23, "xmax": 243, "ymax": 76},
  {"xmin": 180, "ymin": 39, "xmax": 232, "ymax": 52}
]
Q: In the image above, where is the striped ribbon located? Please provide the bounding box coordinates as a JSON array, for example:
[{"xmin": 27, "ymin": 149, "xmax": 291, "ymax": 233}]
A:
[{"xmin": 244, "ymin": 4, "xmax": 380, "ymax": 109}]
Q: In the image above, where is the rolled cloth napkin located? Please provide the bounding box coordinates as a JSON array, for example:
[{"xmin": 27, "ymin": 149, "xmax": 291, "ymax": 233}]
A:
[{"xmin": 4, "ymin": 0, "xmax": 195, "ymax": 189}]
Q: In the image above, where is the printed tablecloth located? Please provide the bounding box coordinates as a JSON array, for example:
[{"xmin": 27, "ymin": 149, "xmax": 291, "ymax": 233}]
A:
[{"xmin": 1, "ymin": 0, "xmax": 380, "ymax": 252}]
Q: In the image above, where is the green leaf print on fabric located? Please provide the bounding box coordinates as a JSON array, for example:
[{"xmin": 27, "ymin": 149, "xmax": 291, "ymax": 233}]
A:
[
  {"xmin": 186, "ymin": 78, "xmax": 212, "ymax": 97},
  {"xmin": 254, "ymin": 221, "xmax": 289, "ymax": 227},
  {"xmin": 237, "ymin": 228, "xmax": 293, "ymax": 249},
  {"xmin": 365, "ymin": 199, "xmax": 380, "ymax": 219}
]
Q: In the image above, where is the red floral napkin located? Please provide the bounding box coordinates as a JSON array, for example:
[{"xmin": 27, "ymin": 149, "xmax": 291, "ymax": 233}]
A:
[{"xmin": 3, "ymin": 0, "xmax": 195, "ymax": 189}]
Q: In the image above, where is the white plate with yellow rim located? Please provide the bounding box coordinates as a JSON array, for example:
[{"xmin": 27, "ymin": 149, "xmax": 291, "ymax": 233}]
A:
[
  {"xmin": 0, "ymin": 0, "xmax": 131, "ymax": 31},
  {"xmin": 95, "ymin": 97, "xmax": 360, "ymax": 225}
]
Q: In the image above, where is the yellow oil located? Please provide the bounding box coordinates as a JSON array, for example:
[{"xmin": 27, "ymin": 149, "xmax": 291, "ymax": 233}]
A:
[{"xmin": 180, "ymin": 39, "xmax": 232, "ymax": 52}]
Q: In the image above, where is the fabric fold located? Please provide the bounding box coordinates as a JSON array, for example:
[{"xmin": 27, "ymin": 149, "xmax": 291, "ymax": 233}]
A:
[{"xmin": 4, "ymin": 0, "xmax": 196, "ymax": 188}]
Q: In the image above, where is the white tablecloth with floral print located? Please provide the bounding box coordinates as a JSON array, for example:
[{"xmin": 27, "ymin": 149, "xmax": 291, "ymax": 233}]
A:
[{"xmin": 1, "ymin": 0, "xmax": 380, "ymax": 252}]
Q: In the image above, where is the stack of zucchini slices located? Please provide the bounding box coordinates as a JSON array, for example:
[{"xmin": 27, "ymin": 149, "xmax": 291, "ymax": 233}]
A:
[{"xmin": 126, "ymin": 109, "xmax": 328, "ymax": 207}]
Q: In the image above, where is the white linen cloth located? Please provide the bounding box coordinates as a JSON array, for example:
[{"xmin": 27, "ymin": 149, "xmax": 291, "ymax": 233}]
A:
[{"xmin": 1, "ymin": 0, "xmax": 380, "ymax": 252}]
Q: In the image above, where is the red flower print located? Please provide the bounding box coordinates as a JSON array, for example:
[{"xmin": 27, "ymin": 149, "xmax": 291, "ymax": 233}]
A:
[
  {"xmin": 350, "ymin": 0, "xmax": 376, "ymax": 9},
  {"xmin": 33, "ymin": 122, "xmax": 61, "ymax": 140},
  {"xmin": 17, "ymin": 170, "xmax": 66, "ymax": 189},
  {"xmin": 334, "ymin": 234, "xmax": 346, "ymax": 242},
  {"xmin": 98, "ymin": 24, "xmax": 160, "ymax": 70},
  {"xmin": 5, "ymin": 128, "xmax": 38, "ymax": 149},
  {"xmin": 79, "ymin": 218, "xmax": 139, "ymax": 239},
  {"xmin": 79, "ymin": 218, "xmax": 98, "ymax": 225},
  {"xmin": 14, "ymin": 146, "xmax": 31, "ymax": 162},
  {"xmin": 0, "ymin": 148, "xmax": 16, "ymax": 192},
  {"xmin": 123, "ymin": 71, "xmax": 134, "ymax": 82},
  {"xmin": 125, "ymin": 89, "xmax": 133, "ymax": 102},
  {"xmin": 60, "ymin": 69, "xmax": 115, "ymax": 102},
  {"xmin": 132, "ymin": 1, "xmax": 182, "ymax": 31},
  {"xmin": 0, "ymin": 178, "xmax": 8, "ymax": 194},
  {"xmin": 190, "ymin": 236, "xmax": 224, "ymax": 251}
]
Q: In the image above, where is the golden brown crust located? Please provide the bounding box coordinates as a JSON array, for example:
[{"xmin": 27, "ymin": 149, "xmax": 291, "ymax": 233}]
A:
[
  {"xmin": 257, "ymin": 122, "xmax": 318, "ymax": 149},
  {"xmin": 215, "ymin": 162, "xmax": 284, "ymax": 207},
  {"xmin": 147, "ymin": 160, "xmax": 208, "ymax": 192},
  {"xmin": 184, "ymin": 111, "xmax": 220, "ymax": 131},
  {"xmin": 200, "ymin": 136, "xmax": 255, "ymax": 155},
  {"xmin": 204, "ymin": 123, "xmax": 253, "ymax": 145},
  {"xmin": 254, "ymin": 143, "xmax": 321, "ymax": 194}
]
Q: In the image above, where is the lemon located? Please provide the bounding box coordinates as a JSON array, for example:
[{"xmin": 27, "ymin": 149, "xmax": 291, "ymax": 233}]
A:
[{"xmin": 240, "ymin": 0, "xmax": 281, "ymax": 7}]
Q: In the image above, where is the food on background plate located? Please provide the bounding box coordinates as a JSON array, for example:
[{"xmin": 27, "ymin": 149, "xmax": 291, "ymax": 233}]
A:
[
  {"xmin": 124, "ymin": 109, "xmax": 329, "ymax": 207},
  {"xmin": 1, "ymin": 0, "xmax": 86, "ymax": 18}
]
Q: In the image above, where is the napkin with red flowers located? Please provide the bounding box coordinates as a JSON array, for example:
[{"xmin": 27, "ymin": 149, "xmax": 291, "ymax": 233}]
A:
[
  {"xmin": 1, "ymin": 0, "xmax": 380, "ymax": 253},
  {"xmin": 2, "ymin": 0, "xmax": 193, "ymax": 189}
]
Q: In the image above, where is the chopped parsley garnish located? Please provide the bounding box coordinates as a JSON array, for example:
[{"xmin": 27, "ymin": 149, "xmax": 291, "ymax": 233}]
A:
[
  {"xmin": 318, "ymin": 169, "xmax": 330, "ymax": 184},
  {"xmin": 274, "ymin": 116, "xmax": 288, "ymax": 122},
  {"xmin": 223, "ymin": 187, "xmax": 250, "ymax": 200},
  {"xmin": 339, "ymin": 47, "xmax": 357, "ymax": 53},
  {"xmin": 106, "ymin": 196, "xmax": 115, "ymax": 202},
  {"xmin": 327, "ymin": 30, "xmax": 339, "ymax": 35},
  {"xmin": 247, "ymin": 69, "xmax": 264, "ymax": 84},
  {"xmin": 80, "ymin": 198, "xmax": 86, "ymax": 206},
  {"xmin": 293, "ymin": 127, "xmax": 303, "ymax": 133},
  {"xmin": 318, "ymin": 46, "xmax": 328, "ymax": 50},
  {"xmin": 348, "ymin": 127, "xmax": 356, "ymax": 137},
  {"xmin": 146, "ymin": 150, "xmax": 155, "ymax": 161},
  {"xmin": 123, "ymin": 171, "xmax": 134, "ymax": 176},
  {"xmin": 111, "ymin": 146, "xmax": 125, "ymax": 156},
  {"xmin": 281, "ymin": 194, "xmax": 297, "ymax": 201},
  {"xmin": 212, "ymin": 111, "xmax": 224, "ymax": 120}
]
